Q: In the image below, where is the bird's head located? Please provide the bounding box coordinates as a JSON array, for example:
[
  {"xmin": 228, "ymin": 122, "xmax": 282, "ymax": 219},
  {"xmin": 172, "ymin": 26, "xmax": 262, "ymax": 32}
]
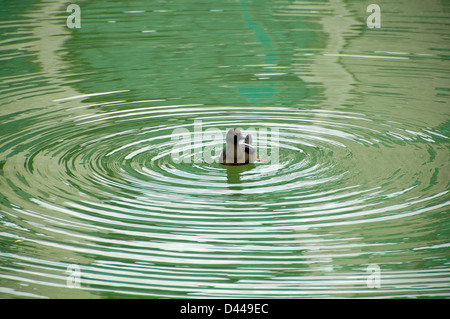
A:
[{"xmin": 226, "ymin": 128, "xmax": 245, "ymax": 144}]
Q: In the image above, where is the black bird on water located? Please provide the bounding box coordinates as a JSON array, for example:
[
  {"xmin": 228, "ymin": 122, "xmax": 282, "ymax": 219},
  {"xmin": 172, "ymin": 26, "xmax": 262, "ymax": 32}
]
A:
[{"xmin": 219, "ymin": 128, "xmax": 257, "ymax": 165}]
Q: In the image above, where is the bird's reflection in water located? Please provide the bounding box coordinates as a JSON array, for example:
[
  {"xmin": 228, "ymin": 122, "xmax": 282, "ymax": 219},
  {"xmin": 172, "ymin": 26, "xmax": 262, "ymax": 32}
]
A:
[{"xmin": 223, "ymin": 163, "xmax": 255, "ymax": 191}]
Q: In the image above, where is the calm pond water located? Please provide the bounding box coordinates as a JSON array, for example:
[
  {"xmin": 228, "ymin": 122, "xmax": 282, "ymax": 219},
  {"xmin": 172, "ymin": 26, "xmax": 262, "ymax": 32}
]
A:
[{"xmin": 0, "ymin": 0, "xmax": 449, "ymax": 298}]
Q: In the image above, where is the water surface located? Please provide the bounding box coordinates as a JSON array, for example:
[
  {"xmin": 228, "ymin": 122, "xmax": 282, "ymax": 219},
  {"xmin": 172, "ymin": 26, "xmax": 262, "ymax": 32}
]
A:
[{"xmin": 0, "ymin": 0, "xmax": 449, "ymax": 298}]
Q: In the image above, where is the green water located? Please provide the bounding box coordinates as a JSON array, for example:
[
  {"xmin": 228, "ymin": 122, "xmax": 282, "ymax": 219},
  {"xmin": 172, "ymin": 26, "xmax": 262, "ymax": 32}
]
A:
[{"xmin": 0, "ymin": 0, "xmax": 449, "ymax": 298}]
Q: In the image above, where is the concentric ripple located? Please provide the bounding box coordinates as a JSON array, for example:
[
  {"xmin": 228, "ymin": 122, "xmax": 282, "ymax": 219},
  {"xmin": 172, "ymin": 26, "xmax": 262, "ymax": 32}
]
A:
[
  {"xmin": 1, "ymin": 98, "xmax": 449, "ymax": 298},
  {"xmin": 1, "ymin": 0, "xmax": 450, "ymax": 299}
]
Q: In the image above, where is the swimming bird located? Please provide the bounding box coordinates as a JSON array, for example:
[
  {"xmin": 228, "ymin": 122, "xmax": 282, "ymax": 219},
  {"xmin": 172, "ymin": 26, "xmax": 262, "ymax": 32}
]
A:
[{"xmin": 219, "ymin": 128, "xmax": 256, "ymax": 165}]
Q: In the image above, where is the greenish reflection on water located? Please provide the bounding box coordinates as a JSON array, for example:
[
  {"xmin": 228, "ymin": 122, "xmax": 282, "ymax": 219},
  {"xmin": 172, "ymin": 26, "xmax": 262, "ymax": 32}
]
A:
[{"xmin": 0, "ymin": 0, "xmax": 449, "ymax": 298}]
